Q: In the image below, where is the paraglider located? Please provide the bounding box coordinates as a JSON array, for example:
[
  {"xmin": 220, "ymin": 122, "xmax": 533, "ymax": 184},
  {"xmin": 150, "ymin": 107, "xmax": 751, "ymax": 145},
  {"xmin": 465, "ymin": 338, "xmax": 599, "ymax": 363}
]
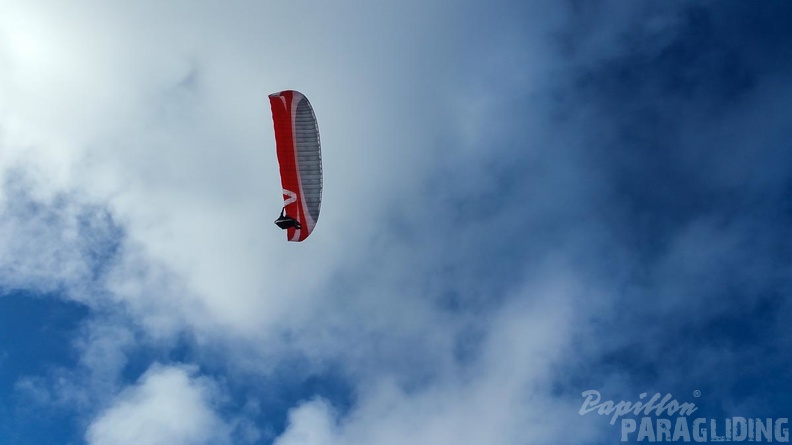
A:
[{"xmin": 269, "ymin": 90, "xmax": 322, "ymax": 242}]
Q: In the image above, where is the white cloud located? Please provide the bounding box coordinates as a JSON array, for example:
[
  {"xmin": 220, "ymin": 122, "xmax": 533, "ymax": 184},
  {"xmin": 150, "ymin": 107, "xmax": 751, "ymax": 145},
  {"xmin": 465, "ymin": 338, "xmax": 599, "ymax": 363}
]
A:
[
  {"xmin": 0, "ymin": 176, "xmax": 106, "ymax": 296},
  {"xmin": 4, "ymin": 1, "xmax": 753, "ymax": 444},
  {"xmin": 1, "ymin": 0, "xmax": 450, "ymax": 335},
  {"xmin": 85, "ymin": 364, "xmax": 231, "ymax": 445},
  {"xmin": 0, "ymin": 0, "xmax": 569, "ymax": 356},
  {"xmin": 273, "ymin": 273, "xmax": 608, "ymax": 445},
  {"xmin": 274, "ymin": 399, "xmax": 340, "ymax": 445}
]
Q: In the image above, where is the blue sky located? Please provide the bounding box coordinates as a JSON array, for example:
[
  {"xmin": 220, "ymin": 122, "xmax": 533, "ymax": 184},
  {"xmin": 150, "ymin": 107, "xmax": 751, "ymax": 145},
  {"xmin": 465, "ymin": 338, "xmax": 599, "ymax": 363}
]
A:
[{"xmin": 1, "ymin": 1, "xmax": 791, "ymax": 444}]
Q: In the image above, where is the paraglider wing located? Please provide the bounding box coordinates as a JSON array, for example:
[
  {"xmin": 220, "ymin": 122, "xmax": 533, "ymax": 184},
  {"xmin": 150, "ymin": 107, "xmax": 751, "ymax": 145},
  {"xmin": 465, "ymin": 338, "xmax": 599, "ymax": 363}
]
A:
[{"xmin": 269, "ymin": 90, "xmax": 322, "ymax": 242}]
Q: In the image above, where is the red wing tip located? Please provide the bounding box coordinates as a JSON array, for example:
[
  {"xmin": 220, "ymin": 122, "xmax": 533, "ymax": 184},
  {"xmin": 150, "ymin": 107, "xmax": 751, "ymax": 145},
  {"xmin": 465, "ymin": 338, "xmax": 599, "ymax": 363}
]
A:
[{"xmin": 269, "ymin": 90, "xmax": 302, "ymax": 97}]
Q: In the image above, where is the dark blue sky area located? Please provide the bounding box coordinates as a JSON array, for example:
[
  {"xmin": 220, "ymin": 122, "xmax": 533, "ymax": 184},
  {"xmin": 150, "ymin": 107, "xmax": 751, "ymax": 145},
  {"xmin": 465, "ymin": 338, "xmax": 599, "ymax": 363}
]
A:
[
  {"xmin": 551, "ymin": 1, "xmax": 792, "ymax": 425},
  {"xmin": 0, "ymin": 291, "xmax": 88, "ymax": 444}
]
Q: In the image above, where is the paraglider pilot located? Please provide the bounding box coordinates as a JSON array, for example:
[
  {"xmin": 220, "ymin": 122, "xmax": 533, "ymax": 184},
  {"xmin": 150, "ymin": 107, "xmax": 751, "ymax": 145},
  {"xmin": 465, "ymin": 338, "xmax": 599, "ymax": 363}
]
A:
[{"xmin": 274, "ymin": 207, "xmax": 301, "ymax": 230}]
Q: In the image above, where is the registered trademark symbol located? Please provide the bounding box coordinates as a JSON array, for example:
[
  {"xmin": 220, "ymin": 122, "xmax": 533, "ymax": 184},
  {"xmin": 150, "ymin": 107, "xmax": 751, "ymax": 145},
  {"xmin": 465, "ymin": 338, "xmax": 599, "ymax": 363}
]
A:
[{"xmin": 693, "ymin": 390, "xmax": 701, "ymax": 397}]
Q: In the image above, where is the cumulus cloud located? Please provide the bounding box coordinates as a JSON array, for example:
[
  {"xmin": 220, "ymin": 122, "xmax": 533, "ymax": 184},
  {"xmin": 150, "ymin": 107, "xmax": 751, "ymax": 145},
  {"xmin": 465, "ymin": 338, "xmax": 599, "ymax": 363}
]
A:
[
  {"xmin": 85, "ymin": 365, "xmax": 230, "ymax": 445},
  {"xmin": 274, "ymin": 399, "xmax": 339, "ymax": 445}
]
